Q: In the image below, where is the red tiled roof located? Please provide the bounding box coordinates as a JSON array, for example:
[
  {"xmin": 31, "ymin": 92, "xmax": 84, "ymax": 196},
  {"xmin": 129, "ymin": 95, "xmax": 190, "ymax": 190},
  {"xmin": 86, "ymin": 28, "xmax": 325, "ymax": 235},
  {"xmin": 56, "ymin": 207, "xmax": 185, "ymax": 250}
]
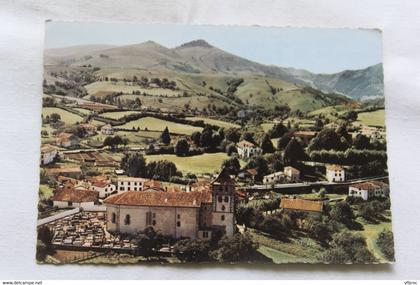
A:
[
  {"xmin": 326, "ymin": 164, "xmax": 344, "ymax": 171},
  {"xmin": 53, "ymin": 188, "xmax": 98, "ymax": 203},
  {"xmin": 280, "ymin": 198, "xmax": 323, "ymax": 213},
  {"xmin": 104, "ymin": 191, "xmax": 212, "ymax": 208},
  {"xmin": 351, "ymin": 181, "xmax": 389, "ymax": 192},
  {"xmin": 237, "ymin": 140, "xmax": 257, "ymax": 148},
  {"xmin": 246, "ymin": 168, "xmax": 258, "ymax": 176}
]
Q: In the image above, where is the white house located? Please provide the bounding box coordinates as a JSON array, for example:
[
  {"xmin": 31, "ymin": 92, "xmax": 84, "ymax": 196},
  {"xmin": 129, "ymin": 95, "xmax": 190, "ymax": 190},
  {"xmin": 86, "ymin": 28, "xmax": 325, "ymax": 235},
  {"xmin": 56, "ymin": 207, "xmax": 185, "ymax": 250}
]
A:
[
  {"xmin": 284, "ymin": 166, "xmax": 300, "ymax": 182},
  {"xmin": 40, "ymin": 144, "xmax": 58, "ymax": 165},
  {"xmin": 348, "ymin": 181, "xmax": 389, "ymax": 201},
  {"xmin": 52, "ymin": 188, "xmax": 98, "ymax": 208},
  {"xmin": 88, "ymin": 175, "xmax": 117, "ymax": 199},
  {"xmin": 236, "ymin": 140, "xmax": 262, "ymax": 159},
  {"xmin": 326, "ymin": 164, "xmax": 345, "ymax": 182},
  {"xmin": 263, "ymin": 171, "xmax": 285, "ymax": 184},
  {"xmin": 56, "ymin": 133, "xmax": 79, "ymax": 148},
  {"xmin": 116, "ymin": 177, "xmax": 148, "ymax": 192},
  {"xmin": 101, "ymin": 124, "xmax": 114, "ymax": 135}
]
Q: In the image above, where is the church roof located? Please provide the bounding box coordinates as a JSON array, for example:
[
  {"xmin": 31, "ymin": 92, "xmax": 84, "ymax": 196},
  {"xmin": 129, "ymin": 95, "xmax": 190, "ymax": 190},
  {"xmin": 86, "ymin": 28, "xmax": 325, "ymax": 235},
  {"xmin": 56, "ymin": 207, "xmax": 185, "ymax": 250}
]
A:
[{"xmin": 211, "ymin": 168, "xmax": 235, "ymax": 186}]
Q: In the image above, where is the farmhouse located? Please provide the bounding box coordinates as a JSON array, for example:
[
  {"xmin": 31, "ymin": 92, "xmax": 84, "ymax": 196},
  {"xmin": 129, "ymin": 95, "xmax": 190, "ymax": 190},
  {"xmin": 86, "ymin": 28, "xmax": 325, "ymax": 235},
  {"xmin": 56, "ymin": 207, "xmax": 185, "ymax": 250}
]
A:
[
  {"xmin": 263, "ymin": 171, "xmax": 285, "ymax": 184},
  {"xmin": 236, "ymin": 140, "xmax": 262, "ymax": 159},
  {"xmin": 116, "ymin": 177, "xmax": 148, "ymax": 192},
  {"xmin": 284, "ymin": 166, "xmax": 300, "ymax": 182},
  {"xmin": 88, "ymin": 175, "xmax": 116, "ymax": 199},
  {"xmin": 52, "ymin": 188, "xmax": 98, "ymax": 208},
  {"xmin": 104, "ymin": 169, "xmax": 236, "ymax": 239},
  {"xmin": 56, "ymin": 133, "xmax": 79, "ymax": 148},
  {"xmin": 40, "ymin": 144, "xmax": 57, "ymax": 165},
  {"xmin": 101, "ymin": 124, "xmax": 114, "ymax": 135},
  {"xmin": 326, "ymin": 164, "xmax": 345, "ymax": 182},
  {"xmin": 348, "ymin": 181, "xmax": 389, "ymax": 201},
  {"xmin": 78, "ymin": 123, "xmax": 98, "ymax": 136},
  {"xmin": 280, "ymin": 198, "xmax": 324, "ymax": 217}
]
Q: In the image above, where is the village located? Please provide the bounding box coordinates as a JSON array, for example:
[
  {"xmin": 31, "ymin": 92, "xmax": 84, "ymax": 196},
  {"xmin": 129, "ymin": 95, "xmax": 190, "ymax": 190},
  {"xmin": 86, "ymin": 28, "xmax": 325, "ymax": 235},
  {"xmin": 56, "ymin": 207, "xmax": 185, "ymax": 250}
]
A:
[{"xmin": 37, "ymin": 37, "xmax": 392, "ymax": 264}]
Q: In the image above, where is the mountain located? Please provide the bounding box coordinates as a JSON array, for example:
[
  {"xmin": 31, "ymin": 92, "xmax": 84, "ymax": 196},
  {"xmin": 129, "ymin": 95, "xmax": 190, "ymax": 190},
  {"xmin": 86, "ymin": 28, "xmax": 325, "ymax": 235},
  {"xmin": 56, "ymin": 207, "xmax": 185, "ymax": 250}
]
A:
[
  {"xmin": 285, "ymin": 64, "xmax": 384, "ymax": 101},
  {"xmin": 44, "ymin": 40, "xmax": 383, "ymax": 101}
]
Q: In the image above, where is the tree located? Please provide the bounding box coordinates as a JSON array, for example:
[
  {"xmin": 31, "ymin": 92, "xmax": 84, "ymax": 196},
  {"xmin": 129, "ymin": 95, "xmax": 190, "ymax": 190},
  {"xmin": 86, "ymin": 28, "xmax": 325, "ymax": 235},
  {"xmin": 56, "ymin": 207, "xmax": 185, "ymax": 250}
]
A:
[
  {"xmin": 321, "ymin": 231, "xmax": 376, "ymax": 263},
  {"xmin": 121, "ymin": 152, "xmax": 147, "ymax": 177},
  {"xmin": 191, "ymin": 131, "xmax": 201, "ymax": 146},
  {"xmin": 246, "ymin": 155, "xmax": 269, "ymax": 182},
  {"xmin": 226, "ymin": 143, "xmax": 237, "ymax": 156},
  {"xmin": 241, "ymin": 132, "xmax": 256, "ymax": 144},
  {"xmin": 308, "ymin": 128, "xmax": 344, "ymax": 152},
  {"xmin": 270, "ymin": 123, "xmax": 288, "ymax": 138},
  {"xmin": 284, "ymin": 138, "xmax": 306, "ymax": 165},
  {"xmin": 200, "ymin": 126, "xmax": 213, "ymax": 148},
  {"xmin": 210, "ymin": 233, "xmax": 258, "ymax": 262},
  {"xmin": 175, "ymin": 138, "xmax": 189, "ymax": 156},
  {"xmin": 260, "ymin": 134, "xmax": 275, "ymax": 154},
  {"xmin": 277, "ymin": 131, "xmax": 293, "ymax": 149},
  {"xmin": 49, "ymin": 113, "xmax": 61, "ymax": 123},
  {"xmin": 174, "ymin": 238, "xmax": 211, "ymax": 262},
  {"xmin": 135, "ymin": 227, "xmax": 162, "ymax": 257},
  {"xmin": 353, "ymin": 134, "xmax": 371, "ymax": 150},
  {"xmin": 225, "ymin": 128, "xmax": 240, "ymax": 143},
  {"xmin": 36, "ymin": 226, "xmax": 55, "ymax": 262},
  {"xmin": 161, "ymin": 127, "xmax": 171, "ymax": 144},
  {"xmin": 329, "ymin": 201, "xmax": 354, "ymax": 226},
  {"xmin": 314, "ymin": 118, "xmax": 324, "ymax": 131},
  {"xmin": 222, "ymin": 157, "xmax": 241, "ymax": 175},
  {"xmin": 376, "ymin": 230, "xmax": 395, "ymax": 261}
]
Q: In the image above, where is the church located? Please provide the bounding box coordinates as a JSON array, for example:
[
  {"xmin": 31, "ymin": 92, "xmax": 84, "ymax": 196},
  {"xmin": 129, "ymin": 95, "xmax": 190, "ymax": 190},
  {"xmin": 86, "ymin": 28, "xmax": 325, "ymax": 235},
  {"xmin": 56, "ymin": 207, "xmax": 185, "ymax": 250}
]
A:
[{"xmin": 104, "ymin": 169, "xmax": 236, "ymax": 240}]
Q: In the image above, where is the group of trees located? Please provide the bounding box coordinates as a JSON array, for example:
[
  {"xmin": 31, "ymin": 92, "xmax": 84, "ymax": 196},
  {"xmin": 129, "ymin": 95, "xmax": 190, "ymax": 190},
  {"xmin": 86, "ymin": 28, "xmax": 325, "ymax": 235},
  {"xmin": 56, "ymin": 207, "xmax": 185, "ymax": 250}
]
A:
[
  {"xmin": 174, "ymin": 233, "xmax": 258, "ymax": 263},
  {"xmin": 121, "ymin": 152, "xmax": 180, "ymax": 181},
  {"xmin": 36, "ymin": 226, "xmax": 55, "ymax": 262},
  {"xmin": 103, "ymin": 135, "xmax": 129, "ymax": 151}
]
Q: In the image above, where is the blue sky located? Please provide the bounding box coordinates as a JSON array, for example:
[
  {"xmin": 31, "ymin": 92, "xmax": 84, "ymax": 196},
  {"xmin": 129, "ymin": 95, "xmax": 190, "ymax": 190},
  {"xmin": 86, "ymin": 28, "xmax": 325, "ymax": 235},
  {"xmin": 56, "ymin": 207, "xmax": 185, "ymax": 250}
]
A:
[{"xmin": 45, "ymin": 22, "xmax": 382, "ymax": 74}]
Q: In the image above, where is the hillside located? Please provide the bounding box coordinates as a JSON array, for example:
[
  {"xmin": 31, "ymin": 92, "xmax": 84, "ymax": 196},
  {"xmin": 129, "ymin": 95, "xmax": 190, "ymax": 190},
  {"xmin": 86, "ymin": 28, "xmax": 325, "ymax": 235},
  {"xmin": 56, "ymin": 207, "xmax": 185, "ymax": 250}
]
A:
[{"xmin": 45, "ymin": 40, "xmax": 383, "ymax": 101}]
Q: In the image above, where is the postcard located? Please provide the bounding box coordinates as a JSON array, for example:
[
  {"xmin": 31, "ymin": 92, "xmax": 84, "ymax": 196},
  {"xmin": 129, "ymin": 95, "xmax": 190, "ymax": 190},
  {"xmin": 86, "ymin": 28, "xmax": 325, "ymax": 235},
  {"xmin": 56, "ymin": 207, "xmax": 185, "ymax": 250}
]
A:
[{"xmin": 37, "ymin": 22, "xmax": 393, "ymax": 264}]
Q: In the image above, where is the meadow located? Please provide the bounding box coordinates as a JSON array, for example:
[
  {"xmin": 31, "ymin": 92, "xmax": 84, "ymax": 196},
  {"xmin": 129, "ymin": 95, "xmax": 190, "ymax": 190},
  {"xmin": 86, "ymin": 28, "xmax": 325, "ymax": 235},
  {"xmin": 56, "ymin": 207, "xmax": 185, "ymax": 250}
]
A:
[
  {"xmin": 42, "ymin": 107, "xmax": 84, "ymax": 125},
  {"xmin": 357, "ymin": 109, "xmax": 385, "ymax": 127},
  {"xmin": 100, "ymin": 111, "xmax": 141, "ymax": 120},
  {"xmin": 119, "ymin": 116, "xmax": 203, "ymax": 135},
  {"xmin": 145, "ymin": 152, "xmax": 244, "ymax": 175}
]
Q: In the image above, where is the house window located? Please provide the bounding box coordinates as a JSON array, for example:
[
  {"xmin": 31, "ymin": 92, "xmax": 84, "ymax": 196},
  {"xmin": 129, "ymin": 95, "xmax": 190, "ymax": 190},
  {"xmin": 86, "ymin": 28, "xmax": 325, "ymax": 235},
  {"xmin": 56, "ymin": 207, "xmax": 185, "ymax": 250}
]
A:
[
  {"xmin": 221, "ymin": 205, "xmax": 226, "ymax": 211},
  {"xmin": 146, "ymin": 212, "xmax": 152, "ymax": 226},
  {"xmin": 112, "ymin": 213, "xmax": 116, "ymax": 223},
  {"xmin": 68, "ymin": 201, "xmax": 73, "ymax": 207},
  {"xmin": 224, "ymin": 196, "xmax": 229, "ymax": 203},
  {"xmin": 177, "ymin": 214, "xmax": 180, "ymax": 219},
  {"xmin": 221, "ymin": 215, "xmax": 225, "ymax": 221},
  {"xmin": 218, "ymin": 196, "xmax": 223, "ymax": 203},
  {"xmin": 124, "ymin": 214, "xmax": 131, "ymax": 225},
  {"xmin": 203, "ymin": 231, "xmax": 208, "ymax": 238},
  {"xmin": 177, "ymin": 221, "xmax": 181, "ymax": 227},
  {"xmin": 119, "ymin": 186, "xmax": 123, "ymax": 191}
]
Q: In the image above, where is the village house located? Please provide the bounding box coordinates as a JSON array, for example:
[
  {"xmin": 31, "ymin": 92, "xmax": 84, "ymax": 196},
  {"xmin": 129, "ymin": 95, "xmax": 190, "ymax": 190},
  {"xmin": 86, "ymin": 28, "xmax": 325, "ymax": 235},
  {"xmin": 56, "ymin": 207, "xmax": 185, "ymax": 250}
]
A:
[
  {"xmin": 56, "ymin": 133, "xmax": 79, "ymax": 148},
  {"xmin": 238, "ymin": 168, "xmax": 257, "ymax": 183},
  {"xmin": 88, "ymin": 175, "xmax": 117, "ymax": 199},
  {"xmin": 263, "ymin": 171, "xmax": 285, "ymax": 184},
  {"xmin": 280, "ymin": 198, "xmax": 324, "ymax": 217},
  {"xmin": 40, "ymin": 144, "xmax": 58, "ymax": 165},
  {"xmin": 348, "ymin": 181, "xmax": 389, "ymax": 201},
  {"xmin": 52, "ymin": 188, "xmax": 98, "ymax": 208},
  {"xmin": 104, "ymin": 169, "xmax": 236, "ymax": 239},
  {"xmin": 78, "ymin": 123, "xmax": 98, "ymax": 136},
  {"xmin": 284, "ymin": 166, "xmax": 300, "ymax": 182},
  {"xmin": 326, "ymin": 164, "xmax": 345, "ymax": 182},
  {"xmin": 116, "ymin": 177, "xmax": 148, "ymax": 192},
  {"xmin": 236, "ymin": 140, "xmax": 262, "ymax": 159},
  {"xmin": 101, "ymin": 124, "xmax": 114, "ymax": 135}
]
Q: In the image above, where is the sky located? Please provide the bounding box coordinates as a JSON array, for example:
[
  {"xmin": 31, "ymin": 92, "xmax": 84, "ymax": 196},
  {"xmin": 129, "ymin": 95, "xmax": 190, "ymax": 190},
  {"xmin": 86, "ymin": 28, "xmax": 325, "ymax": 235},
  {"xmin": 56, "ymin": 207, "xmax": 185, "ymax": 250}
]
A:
[{"xmin": 45, "ymin": 22, "xmax": 382, "ymax": 74}]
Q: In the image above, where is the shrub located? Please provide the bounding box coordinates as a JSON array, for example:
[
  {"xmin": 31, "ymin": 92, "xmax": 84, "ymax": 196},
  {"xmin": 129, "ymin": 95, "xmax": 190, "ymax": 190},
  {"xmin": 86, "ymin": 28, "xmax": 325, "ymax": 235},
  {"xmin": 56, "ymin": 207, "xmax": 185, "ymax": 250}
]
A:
[{"xmin": 376, "ymin": 230, "xmax": 395, "ymax": 261}]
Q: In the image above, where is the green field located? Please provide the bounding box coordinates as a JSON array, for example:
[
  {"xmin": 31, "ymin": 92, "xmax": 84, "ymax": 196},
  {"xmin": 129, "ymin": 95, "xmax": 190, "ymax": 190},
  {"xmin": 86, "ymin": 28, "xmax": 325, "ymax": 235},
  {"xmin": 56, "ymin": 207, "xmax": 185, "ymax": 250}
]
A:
[
  {"xmin": 185, "ymin": 116, "xmax": 240, "ymax": 129},
  {"xmin": 85, "ymin": 130, "xmax": 161, "ymax": 148},
  {"xmin": 145, "ymin": 152, "xmax": 244, "ymax": 175},
  {"xmin": 39, "ymin": 184, "xmax": 54, "ymax": 200},
  {"xmin": 357, "ymin": 109, "xmax": 385, "ymax": 127},
  {"xmin": 101, "ymin": 111, "xmax": 141, "ymax": 120},
  {"xmin": 119, "ymin": 116, "xmax": 203, "ymax": 135},
  {"xmin": 84, "ymin": 81, "xmax": 181, "ymax": 97},
  {"xmin": 308, "ymin": 105, "xmax": 350, "ymax": 121},
  {"xmin": 261, "ymin": 117, "xmax": 315, "ymax": 133},
  {"xmin": 357, "ymin": 214, "xmax": 393, "ymax": 263},
  {"xmin": 42, "ymin": 107, "xmax": 84, "ymax": 125},
  {"xmin": 73, "ymin": 108, "xmax": 92, "ymax": 115}
]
